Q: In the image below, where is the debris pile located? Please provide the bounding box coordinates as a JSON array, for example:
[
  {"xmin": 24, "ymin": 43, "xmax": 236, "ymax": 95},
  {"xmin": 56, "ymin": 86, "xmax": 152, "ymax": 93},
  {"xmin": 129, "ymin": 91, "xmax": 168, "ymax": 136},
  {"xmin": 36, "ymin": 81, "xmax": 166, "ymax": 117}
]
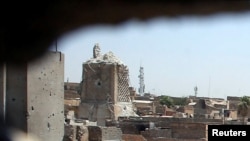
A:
[{"xmin": 86, "ymin": 43, "xmax": 124, "ymax": 65}]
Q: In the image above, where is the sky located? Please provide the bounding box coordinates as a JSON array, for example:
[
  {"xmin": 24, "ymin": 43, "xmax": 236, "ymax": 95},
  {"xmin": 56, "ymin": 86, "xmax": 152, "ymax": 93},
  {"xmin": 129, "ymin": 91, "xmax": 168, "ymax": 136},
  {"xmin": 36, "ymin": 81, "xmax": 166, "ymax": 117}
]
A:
[{"xmin": 50, "ymin": 11, "xmax": 250, "ymax": 99}]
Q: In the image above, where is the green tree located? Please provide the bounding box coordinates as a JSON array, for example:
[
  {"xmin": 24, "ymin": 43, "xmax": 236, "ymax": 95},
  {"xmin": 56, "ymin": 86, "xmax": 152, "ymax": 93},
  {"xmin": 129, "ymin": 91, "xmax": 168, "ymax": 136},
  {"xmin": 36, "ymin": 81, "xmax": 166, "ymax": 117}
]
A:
[
  {"xmin": 237, "ymin": 96, "xmax": 250, "ymax": 124},
  {"xmin": 159, "ymin": 95, "xmax": 174, "ymax": 108},
  {"xmin": 173, "ymin": 97, "xmax": 188, "ymax": 106}
]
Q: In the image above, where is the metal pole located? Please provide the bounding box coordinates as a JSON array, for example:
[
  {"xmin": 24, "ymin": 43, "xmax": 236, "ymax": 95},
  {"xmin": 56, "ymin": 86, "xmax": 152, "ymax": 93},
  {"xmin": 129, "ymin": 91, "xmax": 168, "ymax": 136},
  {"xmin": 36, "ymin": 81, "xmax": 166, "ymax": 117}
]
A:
[
  {"xmin": 55, "ymin": 39, "xmax": 58, "ymax": 52},
  {"xmin": 2, "ymin": 63, "xmax": 6, "ymax": 123}
]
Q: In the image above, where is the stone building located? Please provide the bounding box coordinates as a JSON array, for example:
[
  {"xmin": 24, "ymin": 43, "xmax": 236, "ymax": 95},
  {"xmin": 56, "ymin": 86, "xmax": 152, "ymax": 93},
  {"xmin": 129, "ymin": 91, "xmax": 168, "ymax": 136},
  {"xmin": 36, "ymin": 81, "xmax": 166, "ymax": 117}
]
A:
[
  {"xmin": 78, "ymin": 44, "xmax": 137, "ymax": 126},
  {"xmin": 176, "ymin": 105, "xmax": 194, "ymax": 117},
  {"xmin": 188, "ymin": 97, "xmax": 229, "ymax": 119},
  {"xmin": 133, "ymin": 100, "xmax": 155, "ymax": 116}
]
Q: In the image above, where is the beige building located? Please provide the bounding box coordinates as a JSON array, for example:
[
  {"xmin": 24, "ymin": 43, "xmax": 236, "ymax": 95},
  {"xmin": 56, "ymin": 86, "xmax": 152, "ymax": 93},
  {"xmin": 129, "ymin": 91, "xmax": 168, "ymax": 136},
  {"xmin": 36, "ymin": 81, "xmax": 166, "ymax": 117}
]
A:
[
  {"xmin": 176, "ymin": 105, "xmax": 194, "ymax": 117},
  {"xmin": 133, "ymin": 100, "xmax": 155, "ymax": 115}
]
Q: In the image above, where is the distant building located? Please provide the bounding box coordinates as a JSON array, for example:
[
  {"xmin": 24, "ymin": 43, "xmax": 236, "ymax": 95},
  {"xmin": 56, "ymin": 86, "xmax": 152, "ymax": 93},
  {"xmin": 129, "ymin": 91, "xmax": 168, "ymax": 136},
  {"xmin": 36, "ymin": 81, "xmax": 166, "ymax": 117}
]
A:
[
  {"xmin": 133, "ymin": 100, "xmax": 155, "ymax": 116},
  {"xmin": 176, "ymin": 105, "xmax": 194, "ymax": 118},
  {"xmin": 188, "ymin": 97, "xmax": 230, "ymax": 119}
]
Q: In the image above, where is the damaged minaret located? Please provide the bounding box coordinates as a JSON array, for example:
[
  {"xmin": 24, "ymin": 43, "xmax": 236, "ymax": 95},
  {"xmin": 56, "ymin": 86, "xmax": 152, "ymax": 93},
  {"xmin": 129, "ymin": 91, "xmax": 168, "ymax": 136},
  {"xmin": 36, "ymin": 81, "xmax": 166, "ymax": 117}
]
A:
[
  {"xmin": 78, "ymin": 44, "xmax": 137, "ymax": 126},
  {"xmin": 93, "ymin": 43, "xmax": 101, "ymax": 58}
]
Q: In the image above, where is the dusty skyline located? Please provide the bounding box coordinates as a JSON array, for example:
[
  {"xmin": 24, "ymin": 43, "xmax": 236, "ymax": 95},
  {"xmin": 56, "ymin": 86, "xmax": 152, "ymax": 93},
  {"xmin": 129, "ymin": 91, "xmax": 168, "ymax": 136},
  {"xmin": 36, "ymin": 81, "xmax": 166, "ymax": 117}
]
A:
[{"xmin": 53, "ymin": 11, "xmax": 250, "ymax": 99}]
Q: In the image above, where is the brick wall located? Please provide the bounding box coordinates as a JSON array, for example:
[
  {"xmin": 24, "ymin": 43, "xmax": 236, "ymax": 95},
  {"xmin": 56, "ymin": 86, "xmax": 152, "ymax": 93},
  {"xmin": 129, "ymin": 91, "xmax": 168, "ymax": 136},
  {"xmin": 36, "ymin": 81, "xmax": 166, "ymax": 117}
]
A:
[
  {"xmin": 63, "ymin": 125, "xmax": 76, "ymax": 141},
  {"xmin": 170, "ymin": 122, "xmax": 207, "ymax": 139},
  {"xmin": 88, "ymin": 126, "xmax": 122, "ymax": 141},
  {"xmin": 81, "ymin": 63, "xmax": 115, "ymax": 102},
  {"xmin": 137, "ymin": 123, "xmax": 207, "ymax": 140},
  {"xmin": 118, "ymin": 121, "xmax": 149, "ymax": 134},
  {"xmin": 88, "ymin": 126, "xmax": 102, "ymax": 141},
  {"xmin": 63, "ymin": 125, "xmax": 88, "ymax": 141},
  {"xmin": 128, "ymin": 116, "xmax": 222, "ymax": 124},
  {"xmin": 76, "ymin": 126, "xmax": 88, "ymax": 141},
  {"xmin": 102, "ymin": 126, "xmax": 122, "ymax": 140},
  {"xmin": 118, "ymin": 117, "xmax": 220, "ymax": 136},
  {"xmin": 122, "ymin": 134, "xmax": 147, "ymax": 141},
  {"xmin": 141, "ymin": 128, "xmax": 172, "ymax": 140}
]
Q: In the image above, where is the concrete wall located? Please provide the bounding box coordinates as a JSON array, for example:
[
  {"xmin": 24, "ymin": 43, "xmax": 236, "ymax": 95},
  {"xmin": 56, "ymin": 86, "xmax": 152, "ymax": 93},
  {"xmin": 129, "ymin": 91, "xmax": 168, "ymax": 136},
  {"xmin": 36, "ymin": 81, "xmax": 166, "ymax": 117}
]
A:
[
  {"xmin": 78, "ymin": 102, "xmax": 111, "ymax": 126},
  {"xmin": 3, "ymin": 51, "xmax": 64, "ymax": 141},
  {"xmin": 27, "ymin": 52, "xmax": 64, "ymax": 141},
  {"xmin": 6, "ymin": 64, "xmax": 28, "ymax": 130}
]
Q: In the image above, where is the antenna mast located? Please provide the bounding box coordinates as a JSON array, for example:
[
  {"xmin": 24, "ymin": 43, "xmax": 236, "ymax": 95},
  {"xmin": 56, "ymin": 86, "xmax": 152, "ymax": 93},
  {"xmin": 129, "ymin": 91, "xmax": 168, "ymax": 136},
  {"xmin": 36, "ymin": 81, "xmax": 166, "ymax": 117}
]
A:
[
  {"xmin": 194, "ymin": 86, "xmax": 198, "ymax": 97},
  {"xmin": 138, "ymin": 66, "xmax": 145, "ymax": 96}
]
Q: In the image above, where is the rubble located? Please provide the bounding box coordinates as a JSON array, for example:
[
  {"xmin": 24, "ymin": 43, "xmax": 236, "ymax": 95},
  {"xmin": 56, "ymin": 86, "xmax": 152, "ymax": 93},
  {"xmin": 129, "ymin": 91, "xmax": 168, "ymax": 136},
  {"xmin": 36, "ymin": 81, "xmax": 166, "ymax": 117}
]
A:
[{"xmin": 86, "ymin": 44, "xmax": 125, "ymax": 65}]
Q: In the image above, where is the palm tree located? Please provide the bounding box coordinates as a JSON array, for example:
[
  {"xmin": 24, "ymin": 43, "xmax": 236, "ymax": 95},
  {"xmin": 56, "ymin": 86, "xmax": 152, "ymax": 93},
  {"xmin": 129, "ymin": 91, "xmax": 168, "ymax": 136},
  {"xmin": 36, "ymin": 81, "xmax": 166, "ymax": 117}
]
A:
[{"xmin": 237, "ymin": 96, "xmax": 250, "ymax": 124}]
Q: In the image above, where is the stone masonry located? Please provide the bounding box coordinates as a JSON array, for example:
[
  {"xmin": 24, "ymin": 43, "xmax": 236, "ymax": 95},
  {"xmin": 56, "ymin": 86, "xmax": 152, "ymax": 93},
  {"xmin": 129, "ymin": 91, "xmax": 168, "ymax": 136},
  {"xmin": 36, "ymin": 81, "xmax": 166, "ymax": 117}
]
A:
[
  {"xmin": 78, "ymin": 44, "xmax": 137, "ymax": 126},
  {"xmin": 88, "ymin": 126, "xmax": 122, "ymax": 141}
]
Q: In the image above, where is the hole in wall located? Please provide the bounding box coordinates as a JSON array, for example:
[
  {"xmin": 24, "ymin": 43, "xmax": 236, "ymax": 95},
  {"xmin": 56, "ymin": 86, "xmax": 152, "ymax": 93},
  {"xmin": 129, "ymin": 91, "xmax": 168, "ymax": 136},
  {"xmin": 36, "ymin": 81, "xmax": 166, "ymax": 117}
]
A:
[
  {"xmin": 97, "ymin": 82, "xmax": 101, "ymax": 86},
  {"xmin": 31, "ymin": 106, "xmax": 34, "ymax": 110},
  {"xmin": 47, "ymin": 122, "xmax": 50, "ymax": 131},
  {"xmin": 12, "ymin": 98, "xmax": 16, "ymax": 101},
  {"xmin": 95, "ymin": 79, "xmax": 102, "ymax": 87}
]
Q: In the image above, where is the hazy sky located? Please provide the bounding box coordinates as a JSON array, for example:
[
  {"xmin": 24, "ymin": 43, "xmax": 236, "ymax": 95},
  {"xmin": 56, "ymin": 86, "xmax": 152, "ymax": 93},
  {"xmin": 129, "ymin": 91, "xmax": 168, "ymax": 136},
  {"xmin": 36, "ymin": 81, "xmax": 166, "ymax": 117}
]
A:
[{"xmin": 51, "ymin": 11, "xmax": 250, "ymax": 99}]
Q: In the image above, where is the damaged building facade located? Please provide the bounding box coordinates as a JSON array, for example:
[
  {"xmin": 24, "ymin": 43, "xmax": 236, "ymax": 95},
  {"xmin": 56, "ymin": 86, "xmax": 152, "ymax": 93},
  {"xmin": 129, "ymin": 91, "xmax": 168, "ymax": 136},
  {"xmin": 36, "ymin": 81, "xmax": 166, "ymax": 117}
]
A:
[
  {"xmin": 78, "ymin": 44, "xmax": 137, "ymax": 126},
  {"xmin": 0, "ymin": 51, "xmax": 65, "ymax": 141}
]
